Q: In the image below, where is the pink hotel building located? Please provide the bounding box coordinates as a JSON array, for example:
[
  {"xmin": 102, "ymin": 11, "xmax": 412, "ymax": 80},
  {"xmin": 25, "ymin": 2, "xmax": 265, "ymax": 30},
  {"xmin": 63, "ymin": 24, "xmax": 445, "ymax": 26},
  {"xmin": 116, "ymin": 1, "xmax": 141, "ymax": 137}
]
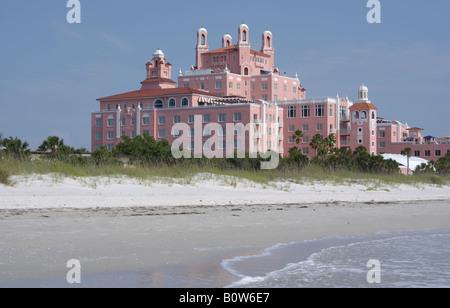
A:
[{"xmin": 92, "ymin": 23, "xmax": 450, "ymax": 162}]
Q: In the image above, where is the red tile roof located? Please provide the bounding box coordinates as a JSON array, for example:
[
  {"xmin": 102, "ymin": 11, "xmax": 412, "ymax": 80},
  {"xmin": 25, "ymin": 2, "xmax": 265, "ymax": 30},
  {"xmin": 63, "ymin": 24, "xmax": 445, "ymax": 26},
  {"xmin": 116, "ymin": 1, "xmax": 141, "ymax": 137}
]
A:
[
  {"xmin": 204, "ymin": 45, "xmax": 238, "ymax": 54},
  {"xmin": 349, "ymin": 102, "xmax": 378, "ymax": 110},
  {"xmin": 140, "ymin": 78, "xmax": 176, "ymax": 84},
  {"xmin": 250, "ymin": 49, "xmax": 270, "ymax": 57},
  {"xmin": 97, "ymin": 88, "xmax": 223, "ymax": 101}
]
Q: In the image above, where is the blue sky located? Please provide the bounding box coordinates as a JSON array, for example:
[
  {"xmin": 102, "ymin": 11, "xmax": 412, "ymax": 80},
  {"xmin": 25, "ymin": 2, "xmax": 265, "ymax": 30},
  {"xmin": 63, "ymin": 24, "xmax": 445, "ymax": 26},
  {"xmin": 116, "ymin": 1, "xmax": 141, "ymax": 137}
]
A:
[{"xmin": 0, "ymin": 0, "xmax": 449, "ymax": 150}]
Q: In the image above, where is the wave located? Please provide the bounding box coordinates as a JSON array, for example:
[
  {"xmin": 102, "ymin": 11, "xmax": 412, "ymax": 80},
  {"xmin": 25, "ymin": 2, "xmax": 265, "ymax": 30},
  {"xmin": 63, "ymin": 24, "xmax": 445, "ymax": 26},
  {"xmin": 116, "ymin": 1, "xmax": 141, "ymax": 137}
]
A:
[{"xmin": 222, "ymin": 229, "xmax": 450, "ymax": 288}]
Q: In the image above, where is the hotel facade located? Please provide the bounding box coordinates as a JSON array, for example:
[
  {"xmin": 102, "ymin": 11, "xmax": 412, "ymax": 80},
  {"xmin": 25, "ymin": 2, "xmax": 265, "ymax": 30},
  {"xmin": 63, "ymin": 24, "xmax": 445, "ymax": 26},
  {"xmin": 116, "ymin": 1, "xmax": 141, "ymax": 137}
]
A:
[{"xmin": 91, "ymin": 23, "xmax": 450, "ymax": 165}]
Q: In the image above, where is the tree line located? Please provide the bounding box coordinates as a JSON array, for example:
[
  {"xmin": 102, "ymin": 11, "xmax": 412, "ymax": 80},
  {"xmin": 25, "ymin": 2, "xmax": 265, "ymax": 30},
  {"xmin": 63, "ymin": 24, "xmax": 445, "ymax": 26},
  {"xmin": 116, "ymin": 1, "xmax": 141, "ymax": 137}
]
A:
[
  {"xmin": 414, "ymin": 152, "xmax": 450, "ymax": 176},
  {"xmin": 0, "ymin": 135, "xmax": 86, "ymax": 156},
  {"xmin": 1, "ymin": 132, "xmax": 449, "ymax": 175},
  {"xmin": 285, "ymin": 131, "xmax": 400, "ymax": 174}
]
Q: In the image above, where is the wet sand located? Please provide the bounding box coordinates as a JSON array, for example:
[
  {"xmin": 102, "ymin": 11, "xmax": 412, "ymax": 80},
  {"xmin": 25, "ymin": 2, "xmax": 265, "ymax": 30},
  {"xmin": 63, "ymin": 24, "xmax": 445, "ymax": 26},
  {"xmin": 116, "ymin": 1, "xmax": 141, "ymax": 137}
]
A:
[{"xmin": 1, "ymin": 199, "xmax": 450, "ymax": 287}]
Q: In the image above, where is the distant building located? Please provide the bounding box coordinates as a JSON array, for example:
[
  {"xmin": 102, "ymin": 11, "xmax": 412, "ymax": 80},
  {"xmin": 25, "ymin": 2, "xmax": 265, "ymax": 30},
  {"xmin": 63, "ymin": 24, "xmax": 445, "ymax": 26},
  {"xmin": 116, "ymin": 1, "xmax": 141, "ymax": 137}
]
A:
[
  {"xmin": 377, "ymin": 120, "xmax": 450, "ymax": 161},
  {"xmin": 183, "ymin": 24, "xmax": 306, "ymax": 102},
  {"xmin": 92, "ymin": 38, "xmax": 283, "ymax": 155},
  {"xmin": 91, "ymin": 23, "xmax": 450, "ymax": 161}
]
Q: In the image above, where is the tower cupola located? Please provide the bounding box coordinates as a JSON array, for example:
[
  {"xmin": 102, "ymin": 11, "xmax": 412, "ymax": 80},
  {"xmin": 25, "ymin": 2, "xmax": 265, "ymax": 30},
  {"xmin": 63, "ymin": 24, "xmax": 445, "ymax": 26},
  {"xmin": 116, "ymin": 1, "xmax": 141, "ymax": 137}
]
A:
[
  {"xmin": 358, "ymin": 83, "xmax": 369, "ymax": 101},
  {"xmin": 238, "ymin": 22, "xmax": 250, "ymax": 45},
  {"xmin": 222, "ymin": 33, "xmax": 232, "ymax": 47}
]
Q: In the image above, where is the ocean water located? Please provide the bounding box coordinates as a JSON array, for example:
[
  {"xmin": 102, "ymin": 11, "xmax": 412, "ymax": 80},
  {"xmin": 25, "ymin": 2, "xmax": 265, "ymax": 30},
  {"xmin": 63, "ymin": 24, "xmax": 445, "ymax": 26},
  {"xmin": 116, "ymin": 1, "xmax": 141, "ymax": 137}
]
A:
[
  {"xmin": 2, "ymin": 229, "xmax": 449, "ymax": 288},
  {"xmin": 222, "ymin": 229, "xmax": 450, "ymax": 288}
]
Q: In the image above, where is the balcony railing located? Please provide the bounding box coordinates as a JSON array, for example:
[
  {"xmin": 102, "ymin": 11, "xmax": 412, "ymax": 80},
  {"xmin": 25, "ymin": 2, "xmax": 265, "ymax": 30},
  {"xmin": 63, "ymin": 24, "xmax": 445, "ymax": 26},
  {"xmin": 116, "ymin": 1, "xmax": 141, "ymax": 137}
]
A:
[{"xmin": 184, "ymin": 69, "xmax": 213, "ymax": 77}]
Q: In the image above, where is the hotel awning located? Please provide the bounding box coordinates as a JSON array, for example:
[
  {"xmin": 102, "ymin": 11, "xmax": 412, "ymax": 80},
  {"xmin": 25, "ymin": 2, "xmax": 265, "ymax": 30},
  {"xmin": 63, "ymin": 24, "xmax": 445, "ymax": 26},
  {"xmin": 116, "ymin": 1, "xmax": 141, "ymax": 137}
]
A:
[
  {"xmin": 198, "ymin": 97, "xmax": 214, "ymax": 104},
  {"xmin": 198, "ymin": 96, "xmax": 254, "ymax": 105}
]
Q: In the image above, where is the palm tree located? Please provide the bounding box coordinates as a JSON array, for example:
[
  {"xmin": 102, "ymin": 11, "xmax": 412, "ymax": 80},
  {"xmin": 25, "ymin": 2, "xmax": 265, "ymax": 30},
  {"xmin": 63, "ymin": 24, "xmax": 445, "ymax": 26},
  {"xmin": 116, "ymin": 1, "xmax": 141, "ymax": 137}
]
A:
[
  {"xmin": 326, "ymin": 134, "xmax": 337, "ymax": 149},
  {"xmin": 310, "ymin": 134, "xmax": 322, "ymax": 150},
  {"xmin": 435, "ymin": 153, "xmax": 450, "ymax": 175},
  {"xmin": 0, "ymin": 133, "xmax": 5, "ymax": 158},
  {"xmin": 38, "ymin": 136, "xmax": 65, "ymax": 157},
  {"xmin": 3, "ymin": 137, "xmax": 30, "ymax": 160},
  {"xmin": 310, "ymin": 134, "xmax": 324, "ymax": 156},
  {"xmin": 292, "ymin": 130, "xmax": 305, "ymax": 145},
  {"xmin": 0, "ymin": 133, "xmax": 4, "ymax": 151},
  {"xmin": 323, "ymin": 134, "xmax": 337, "ymax": 155},
  {"xmin": 353, "ymin": 146, "xmax": 371, "ymax": 172},
  {"xmin": 92, "ymin": 146, "xmax": 113, "ymax": 166},
  {"xmin": 403, "ymin": 147, "xmax": 412, "ymax": 175}
]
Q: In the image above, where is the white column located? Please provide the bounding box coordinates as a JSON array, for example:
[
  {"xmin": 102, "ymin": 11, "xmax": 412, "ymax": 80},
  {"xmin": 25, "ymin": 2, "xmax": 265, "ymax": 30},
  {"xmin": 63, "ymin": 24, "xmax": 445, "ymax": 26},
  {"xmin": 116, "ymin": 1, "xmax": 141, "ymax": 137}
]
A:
[
  {"xmin": 275, "ymin": 104, "xmax": 280, "ymax": 153},
  {"xmin": 136, "ymin": 107, "xmax": 141, "ymax": 136},
  {"xmin": 116, "ymin": 107, "xmax": 121, "ymax": 139},
  {"xmin": 262, "ymin": 102, "xmax": 267, "ymax": 152},
  {"xmin": 336, "ymin": 94, "xmax": 340, "ymax": 132}
]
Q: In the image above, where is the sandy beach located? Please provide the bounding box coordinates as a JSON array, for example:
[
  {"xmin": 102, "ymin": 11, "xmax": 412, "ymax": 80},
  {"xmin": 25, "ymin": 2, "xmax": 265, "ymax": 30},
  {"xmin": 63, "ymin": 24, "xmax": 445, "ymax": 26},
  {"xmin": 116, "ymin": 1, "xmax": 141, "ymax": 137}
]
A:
[
  {"xmin": 1, "ymin": 174, "xmax": 450, "ymax": 287},
  {"xmin": 1, "ymin": 174, "xmax": 449, "ymax": 209}
]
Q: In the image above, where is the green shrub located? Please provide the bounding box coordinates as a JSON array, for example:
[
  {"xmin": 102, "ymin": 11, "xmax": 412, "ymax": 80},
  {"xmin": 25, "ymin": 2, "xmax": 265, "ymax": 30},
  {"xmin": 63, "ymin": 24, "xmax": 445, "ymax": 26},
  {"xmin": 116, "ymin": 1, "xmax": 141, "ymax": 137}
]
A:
[{"xmin": 0, "ymin": 164, "xmax": 10, "ymax": 185}]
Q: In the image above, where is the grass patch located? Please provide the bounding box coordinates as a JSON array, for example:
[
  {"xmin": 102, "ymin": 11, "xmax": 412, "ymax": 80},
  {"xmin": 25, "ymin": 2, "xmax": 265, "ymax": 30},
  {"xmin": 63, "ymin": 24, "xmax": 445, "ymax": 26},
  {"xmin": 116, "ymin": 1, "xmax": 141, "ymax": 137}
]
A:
[
  {"xmin": 0, "ymin": 164, "xmax": 11, "ymax": 185},
  {"xmin": 1, "ymin": 158, "xmax": 449, "ymax": 188}
]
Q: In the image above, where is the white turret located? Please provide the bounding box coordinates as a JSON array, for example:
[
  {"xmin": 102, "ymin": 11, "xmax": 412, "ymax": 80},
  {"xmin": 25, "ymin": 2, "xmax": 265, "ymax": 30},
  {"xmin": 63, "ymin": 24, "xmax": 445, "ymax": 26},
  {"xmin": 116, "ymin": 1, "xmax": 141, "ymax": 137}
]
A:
[{"xmin": 358, "ymin": 83, "xmax": 369, "ymax": 101}]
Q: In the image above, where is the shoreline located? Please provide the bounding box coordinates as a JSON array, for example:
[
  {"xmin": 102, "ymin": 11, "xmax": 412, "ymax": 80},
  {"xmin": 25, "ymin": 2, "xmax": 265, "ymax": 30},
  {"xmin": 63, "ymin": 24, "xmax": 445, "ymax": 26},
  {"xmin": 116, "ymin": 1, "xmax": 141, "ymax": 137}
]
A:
[
  {"xmin": 1, "ymin": 175, "xmax": 450, "ymax": 287},
  {"xmin": 1, "ymin": 198, "xmax": 450, "ymax": 219}
]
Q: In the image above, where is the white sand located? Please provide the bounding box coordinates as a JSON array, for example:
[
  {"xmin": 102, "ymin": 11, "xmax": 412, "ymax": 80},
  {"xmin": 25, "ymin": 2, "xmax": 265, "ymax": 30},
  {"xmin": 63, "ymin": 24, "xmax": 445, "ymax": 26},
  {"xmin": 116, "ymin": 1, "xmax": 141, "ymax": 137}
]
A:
[
  {"xmin": 0, "ymin": 174, "xmax": 449, "ymax": 287},
  {"xmin": 0, "ymin": 173, "xmax": 449, "ymax": 209}
]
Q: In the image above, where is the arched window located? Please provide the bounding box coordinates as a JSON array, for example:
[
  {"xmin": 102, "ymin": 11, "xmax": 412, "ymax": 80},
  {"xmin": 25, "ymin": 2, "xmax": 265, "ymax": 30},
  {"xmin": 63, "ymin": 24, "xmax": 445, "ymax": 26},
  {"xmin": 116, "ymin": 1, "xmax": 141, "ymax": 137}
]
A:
[
  {"xmin": 353, "ymin": 111, "xmax": 360, "ymax": 119},
  {"xmin": 372, "ymin": 111, "xmax": 375, "ymax": 119},
  {"xmin": 266, "ymin": 36, "xmax": 271, "ymax": 47},
  {"xmin": 244, "ymin": 67, "xmax": 249, "ymax": 75},
  {"xmin": 242, "ymin": 30, "xmax": 247, "ymax": 42},
  {"xmin": 169, "ymin": 98, "xmax": 176, "ymax": 108},
  {"xmin": 361, "ymin": 111, "xmax": 367, "ymax": 119},
  {"xmin": 154, "ymin": 99, "xmax": 164, "ymax": 109},
  {"xmin": 226, "ymin": 40, "xmax": 230, "ymax": 47},
  {"xmin": 182, "ymin": 98, "xmax": 189, "ymax": 107},
  {"xmin": 201, "ymin": 34, "xmax": 206, "ymax": 46}
]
